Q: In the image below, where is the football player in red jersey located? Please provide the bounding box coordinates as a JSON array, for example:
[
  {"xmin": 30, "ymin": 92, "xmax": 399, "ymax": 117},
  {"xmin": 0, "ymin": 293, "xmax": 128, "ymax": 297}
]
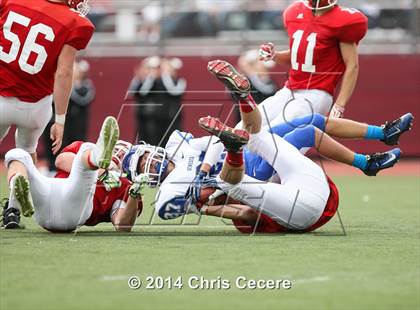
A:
[
  {"xmin": 0, "ymin": 0, "xmax": 95, "ymax": 162},
  {"xmin": 257, "ymin": 0, "xmax": 368, "ymax": 126},
  {"xmin": 2, "ymin": 117, "xmax": 144, "ymax": 232}
]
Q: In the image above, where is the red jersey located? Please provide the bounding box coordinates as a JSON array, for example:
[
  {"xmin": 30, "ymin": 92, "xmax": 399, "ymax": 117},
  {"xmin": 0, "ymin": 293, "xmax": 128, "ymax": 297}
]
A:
[
  {"xmin": 55, "ymin": 141, "xmax": 141, "ymax": 227},
  {"xmin": 283, "ymin": 1, "xmax": 367, "ymax": 95},
  {"xmin": 233, "ymin": 176, "xmax": 339, "ymax": 234},
  {"xmin": 0, "ymin": 0, "xmax": 95, "ymax": 102}
]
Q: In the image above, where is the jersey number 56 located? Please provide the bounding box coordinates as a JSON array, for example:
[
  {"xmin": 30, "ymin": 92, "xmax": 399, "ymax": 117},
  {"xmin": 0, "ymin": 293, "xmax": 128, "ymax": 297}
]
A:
[{"xmin": 0, "ymin": 11, "xmax": 55, "ymax": 75}]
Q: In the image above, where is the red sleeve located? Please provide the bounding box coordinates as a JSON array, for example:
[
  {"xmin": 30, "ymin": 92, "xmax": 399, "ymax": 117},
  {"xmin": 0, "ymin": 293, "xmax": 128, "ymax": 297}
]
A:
[
  {"xmin": 117, "ymin": 178, "xmax": 131, "ymax": 203},
  {"xmin": 61, "ymin": 141, "xmax": 84, "ymax": 154},
  {"xmin": 65, "ymin": 19, "xmax": 95, "ymax": 50},
  {"xmin": 337, "ymin": 19, "xmax": 368, "ymax": 44}
]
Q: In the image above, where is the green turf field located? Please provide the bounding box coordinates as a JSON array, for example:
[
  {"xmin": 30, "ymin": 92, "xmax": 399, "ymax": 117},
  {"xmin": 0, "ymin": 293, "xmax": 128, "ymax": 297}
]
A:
[{"xmin": 0, "ymin": 176, "xmax": 419, "ymax": 310}]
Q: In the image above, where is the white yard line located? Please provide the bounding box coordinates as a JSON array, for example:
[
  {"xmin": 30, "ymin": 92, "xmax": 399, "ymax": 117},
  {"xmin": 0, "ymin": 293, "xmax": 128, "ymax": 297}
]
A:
[
  {"xmin": 99, "ymin": 275, "xmax": 130, "ymax": 281},
  {"xmin": 293, "ymin": 276, "xmax": 331, "ymax": 284}
]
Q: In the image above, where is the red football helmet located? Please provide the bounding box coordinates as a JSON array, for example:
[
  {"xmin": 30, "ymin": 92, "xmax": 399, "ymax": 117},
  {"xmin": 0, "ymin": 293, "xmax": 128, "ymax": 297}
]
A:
[
  {"xmin": 67, "ymin": 0, "xmax": 90, "ymax": 16},
  {"xmin": 303, "ymin": 0, "xmax": 338, "ymax": 11}
]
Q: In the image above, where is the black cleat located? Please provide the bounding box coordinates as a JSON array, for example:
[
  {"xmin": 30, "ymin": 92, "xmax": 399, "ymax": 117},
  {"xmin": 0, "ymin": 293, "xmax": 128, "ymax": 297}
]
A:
[
  {"xmin": 363, "ymin": 148, "xmax": 401, "ymax": 176},
  {"xmin": 381, "ymin": 113, "xmax": 414, "ymax": 146},
  {"xmin": 1, "ymin": 199, "xmax": 24, "ymax": 229},
  {"xmin": 199, "ymin": 116, "xmax": 249, "ymax": 153}
]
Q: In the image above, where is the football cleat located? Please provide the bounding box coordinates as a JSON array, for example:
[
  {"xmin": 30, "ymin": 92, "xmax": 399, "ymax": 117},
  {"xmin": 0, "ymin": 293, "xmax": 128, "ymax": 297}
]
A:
[
  {"xmin": 94, "ymin": 116, "xmax": 120, "ymax": 169},
  {"xmin": 207, "ymin": 60, "xmax": 251, "ymax": 98},
  {"xmin": 199, "ymin": 116, "xmax": 249, "ymax": 153},
  {"xmin": 9, "ymin": 174, "xmax": 34, "ymax": 218},
  {"xmin": 381, "ymin": 113, "xmax": 414, "ymax": 146},
  {"xmin": 363, "ymin": 148, "xmax": 401, "ymax": 176},
  {"xmin": 1, "ymin": 199, "xmax": 24, "ymax": 229}
]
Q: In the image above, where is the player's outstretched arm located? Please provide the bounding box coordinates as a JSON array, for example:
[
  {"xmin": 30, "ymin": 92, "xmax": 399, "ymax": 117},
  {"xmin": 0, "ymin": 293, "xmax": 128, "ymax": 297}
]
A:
[
  {"xmin": 330, "ymin": 42, "xmax": 359, "ymax": 118},
  {"xmin": 51, "ymin": 44, "xmax": 78, "ymax": 154},
  {"xmin": 259, "ymin": 42, "xmax": 291, "ymax": 65},
  {"xmin": 273, "ymin": 50, "xmax": 291, "ymax": 65},
  {"xmin": 111, "ymin": 197, "xmax": 142, "ymax": 232},
  {"xmin": 111, "ymin": 175, "xmax": 147, "ymax": 232},
  {"xmin": 202, "ymin": 204, "xmax": 257, "ymax": 223}
]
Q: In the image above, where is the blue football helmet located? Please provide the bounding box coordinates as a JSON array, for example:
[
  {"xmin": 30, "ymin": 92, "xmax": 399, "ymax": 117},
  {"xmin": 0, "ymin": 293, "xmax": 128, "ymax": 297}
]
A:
[{"xmin": 122, "ymin": 141, "xmax": 169, "ymax": 187}]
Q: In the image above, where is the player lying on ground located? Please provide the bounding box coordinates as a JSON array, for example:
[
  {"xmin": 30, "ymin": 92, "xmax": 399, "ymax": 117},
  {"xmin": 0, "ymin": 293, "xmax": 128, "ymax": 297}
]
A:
[
  {"xmin": 0, "ymin": 0, "xmax": 95, "ymax": 161},
  {"xmin": 116, "ymin": 107, "xmax": 411, "ymax": 222},
  {"xmin": 191, "ymin": 61, "xmax": 413, "ymax": 232},
  {"xmin": 197, "ymin": 112, "xmax": 338, "ymax": 232},
  {"xmin": 196, "ymin": 78, "xmax": 409, "ymax": 232},
  {"xmin": 1, "ymin": 117, "xmax": 144, "ymax": 232}
]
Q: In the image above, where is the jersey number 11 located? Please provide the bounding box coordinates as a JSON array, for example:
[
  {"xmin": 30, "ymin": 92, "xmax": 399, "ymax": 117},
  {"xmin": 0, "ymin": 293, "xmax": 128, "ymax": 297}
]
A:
[{"xmin": 291, "ymin": 30, "xmax": 317, "ymax": 73}]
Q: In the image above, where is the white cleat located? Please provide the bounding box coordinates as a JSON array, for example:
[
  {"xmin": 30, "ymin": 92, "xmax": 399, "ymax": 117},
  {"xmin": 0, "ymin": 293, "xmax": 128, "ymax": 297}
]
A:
[{"xmin": 94, "ymin": 116, "xmax": 120, "ymax": 169}]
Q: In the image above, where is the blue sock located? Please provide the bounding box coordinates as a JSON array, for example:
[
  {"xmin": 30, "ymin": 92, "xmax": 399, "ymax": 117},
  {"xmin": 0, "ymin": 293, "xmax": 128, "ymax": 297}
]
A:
[
  {"xmin": 365, "ymin": 125, "xmax": 384, "ymax": 140},
  {"xmin": 352, "ymin": 153, "xmax": 368, "ymax": 170}
]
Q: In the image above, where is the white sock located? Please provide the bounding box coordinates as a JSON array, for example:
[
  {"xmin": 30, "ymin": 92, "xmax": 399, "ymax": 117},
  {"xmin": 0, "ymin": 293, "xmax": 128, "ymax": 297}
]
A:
[{"xmin": 8, "ymin": 174, "xmax": 19, "ymax": 210}]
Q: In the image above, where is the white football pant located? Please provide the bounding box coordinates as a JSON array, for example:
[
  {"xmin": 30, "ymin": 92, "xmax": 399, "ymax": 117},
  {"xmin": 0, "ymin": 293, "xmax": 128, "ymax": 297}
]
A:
[
  {"xmin": 5, "ymin": 144, "xmax": 97, "ymax": 231},
  {"xmin": 219, "ymin": 131, "xmax": 330, "ymax": 230},
  {"xmin": 237, "ymin": 87, "xmax": 332, "ymax": 128},
  {"xmin": 0, "ymin": 95, "xmax": 52, "ymax": 153},
  {"xmin": 259, "ymin": 87, "xmax": 333, "ymax": 129}
]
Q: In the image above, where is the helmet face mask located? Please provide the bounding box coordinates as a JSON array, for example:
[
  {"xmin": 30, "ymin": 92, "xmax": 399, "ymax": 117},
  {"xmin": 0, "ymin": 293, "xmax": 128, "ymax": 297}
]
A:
[
  {"xmin": 112, "ymin": 140, "xmax": 133, "ymax": 169},
  {"xmin": 302, "ymin": 0, "xmax": 338, "ymax": 11},
  {"xmin": 143, "ymin": 147, "xmax": 168, "ymax": 187},
  {"xmin": 122, "ymin": 142, "xmax": 169, "ymax": 187},
  {"xmin": 67, "ymin": 0, "xmax": 90, "ymax": 16}
]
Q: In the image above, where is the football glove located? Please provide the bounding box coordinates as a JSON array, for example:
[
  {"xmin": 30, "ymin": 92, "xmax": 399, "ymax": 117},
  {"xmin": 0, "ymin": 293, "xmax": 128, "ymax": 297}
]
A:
[
  {"xmin": 98, "ymin": 170, "xmax": 122, "ymax": 192},
  {"xmin": 128, "ymin": 174, "xmax": 150, "ymax": 199},
  {"xmin": 330, "ymin": 104, "xmax": 345, "ymax": 118},
  {"xmin": 259, "ymin": 42, "xmax": 275, "ymax": 61}
]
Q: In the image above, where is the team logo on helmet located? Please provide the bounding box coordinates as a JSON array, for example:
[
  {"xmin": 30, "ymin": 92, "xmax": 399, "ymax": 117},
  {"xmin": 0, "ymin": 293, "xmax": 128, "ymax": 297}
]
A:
[
  {"xmin": 67, "ymin": 0, "xmax": 90, "ymax": 16},
  {"xmin": 302, "ymin": 0, "xmax": 338, "ymax": 11}
]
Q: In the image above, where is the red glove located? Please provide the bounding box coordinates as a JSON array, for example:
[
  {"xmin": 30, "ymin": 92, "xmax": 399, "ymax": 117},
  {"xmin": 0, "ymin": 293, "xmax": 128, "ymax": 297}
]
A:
[{"xmin": 259, "ymin": 42, "xmax": 275, "ymax": 61}]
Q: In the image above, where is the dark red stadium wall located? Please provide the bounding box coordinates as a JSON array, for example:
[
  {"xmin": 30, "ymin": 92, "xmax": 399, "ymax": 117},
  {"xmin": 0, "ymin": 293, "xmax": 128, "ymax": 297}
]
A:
[{"xmin": 1, "ymin": 55, "xmax": 419, "ymax": 156}]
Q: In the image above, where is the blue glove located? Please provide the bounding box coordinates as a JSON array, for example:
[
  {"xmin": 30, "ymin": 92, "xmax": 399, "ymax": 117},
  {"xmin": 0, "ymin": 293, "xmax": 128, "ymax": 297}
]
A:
[{"xmin": 185, "ymin": 171, "xmax": 219, "ymax": 206}]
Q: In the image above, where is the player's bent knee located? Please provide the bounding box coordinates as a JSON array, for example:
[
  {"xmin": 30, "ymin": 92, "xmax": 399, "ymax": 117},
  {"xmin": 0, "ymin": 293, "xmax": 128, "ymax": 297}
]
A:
[
  {"xmin": 284, "ymin": 126, "xmax": 316, "ymax": 149},
  {"xmin": 312, "ymin": 113, "xmax": 326, "ymax": 131},
  {"xmin": 5, "ymin": 148, "xmax": 32, "ymax": 167}
]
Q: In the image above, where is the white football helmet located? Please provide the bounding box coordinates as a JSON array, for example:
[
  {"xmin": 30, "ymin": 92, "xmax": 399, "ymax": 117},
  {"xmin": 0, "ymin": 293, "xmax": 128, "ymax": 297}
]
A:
[
  {"xmin": 122, "ymin": 142, "xmax": 169, "ymax": 187},
  {"xmin": 302, "ymin": 0, "xmax": 338, "ymax": 11},
  {"xmin": 67, "ymin": 0, "xmax": 90, "ymax": 16},
  {"xmin": 111, "ymin": 140, "xmax": 133, "ymax": 170}
]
